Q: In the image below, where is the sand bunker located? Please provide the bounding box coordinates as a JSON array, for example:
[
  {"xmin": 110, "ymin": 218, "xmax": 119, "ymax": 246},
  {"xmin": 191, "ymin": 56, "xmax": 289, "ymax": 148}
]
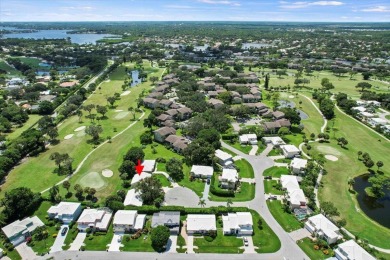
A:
[
  {"xmin": 121, "ymin": 90, "xmax": 131, "ymax": 96},
  {"xmin": 102, "ymin": 169, "xmax": 113, "ymax": 178},
  {"xmin": 289, "ymin": 95, "xmax": 295, "ymax": 98},
  {"xmin": 115, "ymin": 111, "xmax": 129, "ymax": 119},
  {"xmin": 64, "ymin": 134, "xmax": 74, "ymax": 140},
  {"xmin": 115, "ymin": 109, "xmax": 123, "ymax": 112},
  {"xmin": 74, "ymin": 126, "xmax": 86, "ymax": 132},
  {"xmin": 316, "ymin": 145, "xmax": 342, "ymax": 156},
  {"xmin": 79, "ymin": 172, "xmax": 106, "ymax": 189},
  {"xmin": 325, "ymin": 155, "xmax": 339, "ymax": 161}
]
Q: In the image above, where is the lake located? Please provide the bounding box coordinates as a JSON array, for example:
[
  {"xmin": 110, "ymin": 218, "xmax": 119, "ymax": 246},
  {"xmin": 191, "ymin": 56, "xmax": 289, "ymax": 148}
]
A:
[
  {"xmin": 353, "ymin": 174, "xmax": 390, "ymax": 228},
  {"xmin": 1, "ymin": 27, "xmax": 118, "ymax": 45}
]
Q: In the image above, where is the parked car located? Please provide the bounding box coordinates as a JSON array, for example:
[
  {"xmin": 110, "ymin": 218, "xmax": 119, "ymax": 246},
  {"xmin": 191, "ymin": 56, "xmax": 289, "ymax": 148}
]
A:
[
  {"xmin": 206, "ymin": 178, "xmax": 211, "ymax": 184},
  {"xmin": 264, "ymin": 176, "xmax": 272, "ymax": 180},
  {"xmin": 117, "ymin": 235, "xmax": 122, "ymax": 242},
  {"xmin": 243, "ymin": 237, "xmax": 249, "ymax": 246},
  {"xmin": 61, "ymin": 227, "xmax": 68, "ymax": 236},
  {"xmin": 270, "ymin": 195, "xmax": 278, "ymax": 200}
]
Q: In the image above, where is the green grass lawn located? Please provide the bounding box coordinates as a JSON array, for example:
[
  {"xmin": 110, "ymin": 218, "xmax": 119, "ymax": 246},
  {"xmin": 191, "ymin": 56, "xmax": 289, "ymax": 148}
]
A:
[
  {"xmin": 297, "ymin": 238, "xmax": 328, "ymax": 260},
  {"xmin": 264, "ymin": 180, "xmax": 284, "ymax": 195},
  {"xmin": 6, "ymin": 114, "xmax": 42, "ymax": 141},
  {"xmin": 12, "ymin": 57, "xmax": 42, "ymax": 69},
  {"xmin": 255, "ymin": 143, "xmax": 267, "ymax": 155},
  {"xmin": 121, "ymin": 234, "xmax": 154, "ymax": 252},
  {"xmin": 209, "ymin": 182, "xmax": 255, "ymax": 202},
  {"xmin": 194, "ymin": 229, "xmax": 244, "ymax": 253},
  {"xmin": 84, "ymin": 225, "xmax": 114, "ymax": 251},
  {"xmin": 1, "ymin": 61, "xmax": 165, "ymax": 200},
  {"xmin": 30, "ymin": 201, "xmax": 58, "ymax": 255},
  {"xmin": 220, "ymin": 147, "xmax": 237, "ymax": 156},
  {"xmin": 153, "ymin": 174, "xmax": 171, "ymax": 187},
  {"xmin": 176, "ymin": 234, "xmax": 186, "ymax": 253},
  {"xmin": 306, "ymin": 104, "xmax": 390, "ymax": 248},
  {"xmin": 266, "ymin": 200, "xmax": 302, "ymax": 232},
  {"xmin": 274, "ymin": 158, "xmax": 292, "ymax": 163},
  {"xmin": 283, "ymin": 133, "xmax": 305, "ymax": 148},
  {"xmin": 230, "ymin": 142, "xmax": 253, "ymax": 154},
  {"xmin": 267, "ymin": 69, "xmax": 390, "ymax": 99},
  {"xmin": 0, "ymin": 59, "xmax": 21, "ymax": 76},
  {"xmin": 268, "ymin": 148, "xmax": 282, "ymax": 156},
  {"xmin": 263, "ymin": 166, "xmax": 290, "ymax": 178},
  {"xmin": 250, "ymin": 210, "xmax": 281, "ymax": 253},
  {"xmin": 235, "ymin": 159, "xmax": 254, "ymax": 178}
]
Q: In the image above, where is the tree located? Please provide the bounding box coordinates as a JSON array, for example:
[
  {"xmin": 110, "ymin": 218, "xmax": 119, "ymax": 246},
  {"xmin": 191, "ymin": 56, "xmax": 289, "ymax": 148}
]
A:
[
  {"xmin": 355, "ymin": 82, "xmax": 372, "ymax": 92},
  {"xmin": 140, "ymin": 131, "xmax": 153, "ymax": 145},
  {"xmin": 197, "ymin": 128, "xmax": 221, "ymax": 149},
  {"xmin": 123, "ymin": 147, "xmax": 145, "ymax": 164},
  {"xmin": 85, "ymin": 125, "xmax": 103, "ymax": 144},
  {"xmin": 96, "ymin": 105, "xmax": 108, "ymax": 118},
  {"xmin": 62, "ymin": 180, "xmax": 71, "ymax": 193},
  {"xmin": 362, "ymin": 72, "xmax": 371, "ymax": 80},
  {"xmin": 33, "ymin": 226, "xmax": 49, "ymax": 241},
  {"xmin": 166, "ymin": 158, "xmax": 184, "ymax": 182},
  {"xmin": 118, "ymin": 160, "xmax": 136, "ymax": 179},
  {"xmin": 337, "ymin": 137, "xmax": 348, "ymax": 148},
  {"xmin": 38, "ymin": 101, "xmax": 54, "ymax": 115},
  {"xmin": 264, "ymin": 74, "xmax": 269, "ymax": 90},
  {"xmin": 376, "ymin": 161, "xmax": 384, "ymax": 171},
  {"xmin": 135, "ymin": 177, "xmax": 164, "ymax": 206},
  {"xmin": 76, "ymin": 110, "xmax": 83, "ymax": 123},
  {"xmin": 150, "ymin": 76, "xmax": 159, "ymax": 84},
  {"xmin": 198, "ymin": 198, "xmax": 206, "ymax": 208},
  {"xmin": 49, "ymin": 185, "xmax": 60, "ymax": 202},
  {"xmin": 83, "ymin": 104, "xmax": 95, "ymax": 115},
  {"xmin": 47, "ymin": 127, "xmax": 59, "ymax": 142},
  {"xmin": 128, "ymin": 107, "xmax": 136, "ymax": 120},
  {"xmin": 1, "ymin": 187, "xmax": 42, "ymax": 222},
  {"xmin": 107, "ymin": 96, "xmax": 116, "ymax": 108},
  {"xmin": 217, "ymin": 91, "xmax": 233, "ymax": 105},
  {"xmin": 226, "ymin": 199, "xmax": 233, "ymax": 208},
  {"xmin": 367, "ymin": 175, "xmax": 390, "ymax": 199},
  {"xmin": 357, "ymin": 151, "xmax": 362, "ymax": 160},
  {"xmin": 151, "ymin": 225, "xmax": 170, "ymax": 252},
  {"xmin": 278, "ymin": 127, "xmax": 290, "ymax": 136},
  {"xmin": 280, "ymin": 107, "xmax": 301, "ymax": 125},
  {"xmin": 321, "ymin": 201, "xmax": 340, "ymax": 217}
]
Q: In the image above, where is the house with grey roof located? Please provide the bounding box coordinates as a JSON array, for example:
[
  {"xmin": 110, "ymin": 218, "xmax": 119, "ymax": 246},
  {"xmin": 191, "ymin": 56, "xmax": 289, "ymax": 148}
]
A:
[
  {"xmin": 2, "ymin": 216, "xmax": 45, "ymax": 246},
  {"xmin": 154, "ymin": 127, "xmax": 176, "ymax": 143},
  {"xmin": 151, "ymin": 211, "xmax": 181, "ymax": 234}
]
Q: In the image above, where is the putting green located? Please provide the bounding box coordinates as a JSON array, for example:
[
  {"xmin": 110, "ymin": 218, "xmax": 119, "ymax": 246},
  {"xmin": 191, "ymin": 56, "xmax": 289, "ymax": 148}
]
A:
[
  {"xmin": 316, "ymin": 145, "xmax": 342, "ymax": 156},
  {"xmin": 78, "ymin": 172, "xmax": 106, "ymax": 189}
]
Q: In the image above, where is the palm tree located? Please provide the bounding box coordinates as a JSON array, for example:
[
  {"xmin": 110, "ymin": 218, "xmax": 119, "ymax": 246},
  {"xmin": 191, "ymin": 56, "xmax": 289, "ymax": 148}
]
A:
[
  {"xmin": 347, "ymin": 177, "xmax": 355, "ymax": 190},
  {"xmin": 198, "ymin": 198, "xmax": 206, "ymax": 208},
  {"xmin": 357, "ymin": 151, "xmax": 362, "ymax": 160}
]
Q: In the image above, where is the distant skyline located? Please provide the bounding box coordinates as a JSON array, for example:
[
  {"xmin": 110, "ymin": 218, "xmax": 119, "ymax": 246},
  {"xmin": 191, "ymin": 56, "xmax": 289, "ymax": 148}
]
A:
[{"xmin": 1, "ymin": 0, "xmax": 389, "ymax": 22}]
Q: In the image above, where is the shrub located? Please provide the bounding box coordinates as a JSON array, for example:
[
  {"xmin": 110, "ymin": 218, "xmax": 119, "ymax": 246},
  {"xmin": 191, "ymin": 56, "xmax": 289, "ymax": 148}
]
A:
[
  {"xmin": 314, "ymin": 245, "xmax": 319, "ymax": 250},
  {"xmin": 80, "ymin": 246, "xmax": 85, "ymax": 251},
  {"xmin": 156, "ymin": 157, "xmax": 166, "ymax": 163},
  {"xmin": 204, "ymin": 236, "xmax": 214, "ymax": 242},
  {"xmin": 52, "ymin": 234, "xmax": 57, "ymax": 238}
]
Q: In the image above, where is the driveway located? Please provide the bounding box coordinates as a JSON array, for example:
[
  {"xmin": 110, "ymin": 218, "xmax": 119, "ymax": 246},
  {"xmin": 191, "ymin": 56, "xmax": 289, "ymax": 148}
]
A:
[
  {"xmin": 289, "ymin": 228, "xmax": 311, "ymax": 242},
  {"xmin": 249, "ymin": 145, "xmax": 258, "ymax": 155},
  {"xmin": 15, "ymin": 242, "xmax": 37, "ymax": 260},
  {"xmin": 165, "ymin": 187, "xmax": 200, "ymax": 207},
  {"xmin": 108, "ymin": 232, "xmax": 124, "ymax": 252},
  {"xmin": 186, "ymin": 235, "xmax": 195, "ymax": 254},
  {"xmin": 239, "ymin": 236, "xmax": 257, "ymax": 254},
  {"xmin": 68, "ymin": 232, "xmax": 86, "ymax": 251},
  {"xmin": 50, "ymin": 224, "xmax": 68, "ymax": 253},
  {"xmin": 165, "ymin": 235, "xmax": 178, "ymax": 253},
  {"xmin": 202, "ymin": 182, "xmax": 210, "ymax": 201}
]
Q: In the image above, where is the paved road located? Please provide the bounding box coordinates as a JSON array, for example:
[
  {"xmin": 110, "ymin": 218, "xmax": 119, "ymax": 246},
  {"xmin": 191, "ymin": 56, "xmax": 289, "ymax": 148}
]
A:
[{"xmin": 50, "ymin": 225, "xmax": 69, "ymax": 253}]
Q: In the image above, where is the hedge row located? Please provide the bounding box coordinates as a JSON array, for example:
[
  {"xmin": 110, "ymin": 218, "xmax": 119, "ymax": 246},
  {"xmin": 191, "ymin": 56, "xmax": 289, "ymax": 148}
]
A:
[
  {"xmin": 124, "ymin": 205, "xmax": 249, "ymax": 215},
  {"xmin": 221, "ymin": 134, "xmax": 238, "ymax": 140},
  {"xmin": 209, "ymin": 174, "xmax": 235, "ymax": 197}
]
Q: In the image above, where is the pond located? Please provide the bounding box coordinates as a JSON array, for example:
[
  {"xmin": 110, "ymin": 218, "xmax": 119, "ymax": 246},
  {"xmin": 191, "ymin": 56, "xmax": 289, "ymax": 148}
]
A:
[
  {"xmin": 130, "ymin": 70, "xmax": 141, "ymax": 87},
  {"xmin": 278, "ymin": 100, "xmax": 309, "ymax": 120},
  {"xmin": 1, "ymin": 27, "xmax": 118, "ymax": 45},
  {"xmin": 353, "ymin": 174, "xmax": 390, "ymax": 228}
]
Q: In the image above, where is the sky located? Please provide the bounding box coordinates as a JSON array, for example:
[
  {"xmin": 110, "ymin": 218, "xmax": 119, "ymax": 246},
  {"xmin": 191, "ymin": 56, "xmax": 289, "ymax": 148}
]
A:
[{"xmin": 0, "ymin": 0, "xmax": 389, "ymax": 22}]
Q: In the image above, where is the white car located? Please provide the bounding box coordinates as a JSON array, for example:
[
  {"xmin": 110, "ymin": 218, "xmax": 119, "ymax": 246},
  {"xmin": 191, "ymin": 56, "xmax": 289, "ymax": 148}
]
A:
[{"xmin": 117, "ymin": 236, "xmax": 122, "ymax": 242}]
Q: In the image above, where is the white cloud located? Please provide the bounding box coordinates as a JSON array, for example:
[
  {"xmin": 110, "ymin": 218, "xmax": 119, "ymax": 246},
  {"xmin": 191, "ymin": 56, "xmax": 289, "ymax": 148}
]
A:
[
  {"xmin": 197, "ymin": 0, "xmax": 241, "ymax": 6},
  {"xmin": 362, "ymin": 6, "xmax": 390, "ymax": 13},
  {"xmin": 281, "ymin": 1, "xmax": 344, "ymax": 9}
]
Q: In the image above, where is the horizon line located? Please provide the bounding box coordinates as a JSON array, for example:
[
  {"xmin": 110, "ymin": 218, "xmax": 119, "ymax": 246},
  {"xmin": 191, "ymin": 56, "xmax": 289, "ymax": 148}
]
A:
[{"xmin": 1, "ymin": 20, "xmax": 390, "ymax": 23}]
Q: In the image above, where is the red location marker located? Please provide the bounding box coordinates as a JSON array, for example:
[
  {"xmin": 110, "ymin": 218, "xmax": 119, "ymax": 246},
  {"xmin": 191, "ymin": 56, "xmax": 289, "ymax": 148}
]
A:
[{"xmin": 135, "ymin": 160, "xmax": 144, "ymax": 175}]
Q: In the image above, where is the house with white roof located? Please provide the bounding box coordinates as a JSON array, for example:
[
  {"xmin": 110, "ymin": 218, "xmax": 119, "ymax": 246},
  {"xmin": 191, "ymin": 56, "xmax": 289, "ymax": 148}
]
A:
[
  {"xmin": 262, "ymin": 136, "xmax": 286, "ymax": 147},
  {"xmin": 186, "ymin": 214, "xmax": 216, "ymax": 234},
  {"xmin": 286, "ymin": 189, "xmax": 307, "ymax": 209},
  {"xmin": 190, "ymin": 165, "xmax": 214, "ymax": 179},
  {"xmin": 123, "ymin": 189, "xmax": 143, "ymax": 206},
  {"xmin": 220, "ymin": 168, "xmax": 239, "ymax": 189},
  {"xmin": 131, "ymin": 172, "xmax": 152, "ymax": 185},
  {"xmin": 142, "ymin": 160, "xmax": 156, "ymax": 173},
  {"xmin": 239, "ymin": 134, "xmax": 258, "ymax": 145},
  {"xmin": 280, "ymin": 175, "xmax": 300, "ymax": 192},
  {"xmin": 367, "ymin": 117, "xmax": 388, "ymax": 127},
  {"xmin": 334, "ymin": 240, "xmax": 375, "ymax": 260},
  {"xmin": 215, "ymin": 149, "xmax": 233, "ymax": 166},
  {"xmin": 77, "ymin": 208, "xmax": 113, "ymax": 232},
  {"xmin": 112, "ymin": 210, "xmax": 146, "ymax": 233},
  {"xmin": 280, "ymin": 144, "xmax": 301, "ymax": 158},
  {"xmin": 2, "ymin": 216, "xmax": 45, "ymax": 246},
  {"xmin": 305, "ymin": 214, "xmax": 341, "ymax": 244},
  {"xmin": 290, "ymin": 158, "xmax": 308, "ymax": 175},
  {"xmin": 47, "ymin": 202, "xmax": 82, "ymax": 224},
  {"xmin": 222, "ymin": 212, "xmax": 253, "ymax": 235}
]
